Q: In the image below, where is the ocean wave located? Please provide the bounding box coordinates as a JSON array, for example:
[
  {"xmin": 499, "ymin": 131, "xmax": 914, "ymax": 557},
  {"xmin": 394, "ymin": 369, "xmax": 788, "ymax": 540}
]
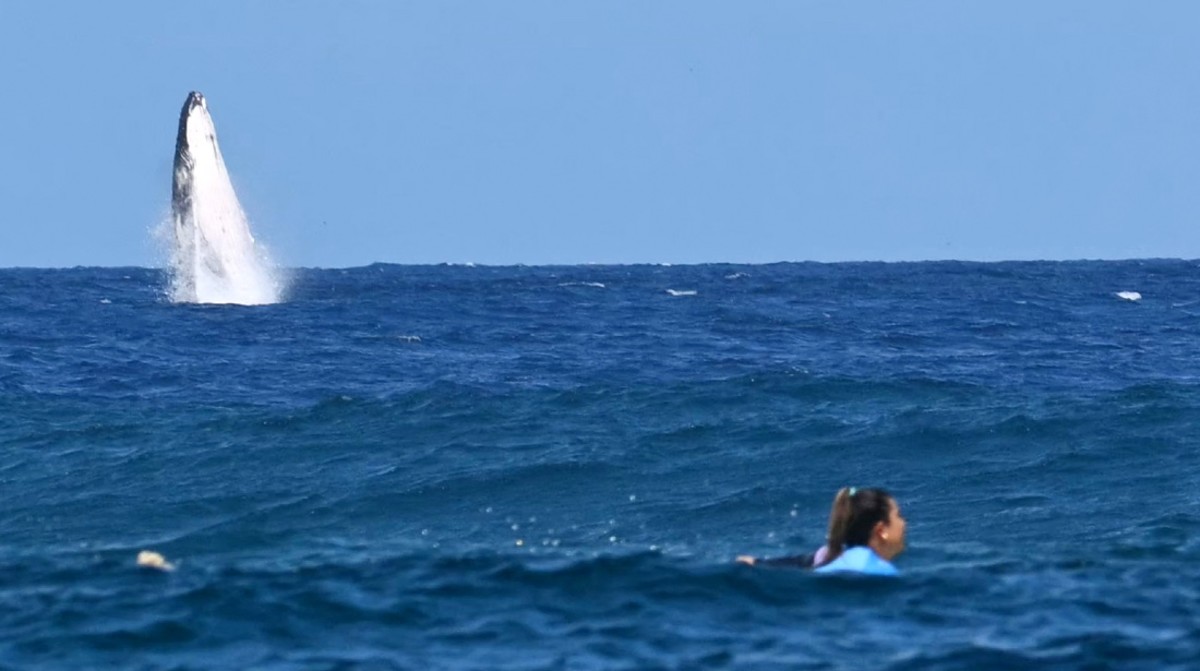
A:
[
  {"xmin": 6, "ymin": 262, "xmax": 1200, "ymax": 667},
  {"xmin": 4, "ymin": 549, "xmax": 1197, "ymax": 669}
]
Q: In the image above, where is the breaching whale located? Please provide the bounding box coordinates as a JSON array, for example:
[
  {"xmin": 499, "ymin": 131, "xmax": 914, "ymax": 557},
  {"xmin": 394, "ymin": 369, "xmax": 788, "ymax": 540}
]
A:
[{"xmin": 170, "ymin": 91, "xmax": 280, "ymax": 305}]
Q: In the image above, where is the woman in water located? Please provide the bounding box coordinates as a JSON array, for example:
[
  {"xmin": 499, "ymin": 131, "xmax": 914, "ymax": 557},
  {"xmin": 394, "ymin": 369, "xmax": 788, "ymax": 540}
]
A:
[{"xmin": 736, "ymin": 487, "xmax": 906, "ymax": 576}]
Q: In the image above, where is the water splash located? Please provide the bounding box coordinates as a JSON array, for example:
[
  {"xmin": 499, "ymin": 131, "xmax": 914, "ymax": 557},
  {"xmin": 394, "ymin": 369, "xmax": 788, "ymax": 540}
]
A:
[{"xmin": 168, "ymin": 92, "xmax": 283, "ymax": 305}]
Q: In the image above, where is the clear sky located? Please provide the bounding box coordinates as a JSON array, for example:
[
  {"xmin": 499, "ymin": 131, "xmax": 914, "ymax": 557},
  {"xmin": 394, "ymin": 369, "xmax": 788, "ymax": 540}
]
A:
[{"xmin": 2, "ymin": 2, "xmax": 1199, "ymax": 268}]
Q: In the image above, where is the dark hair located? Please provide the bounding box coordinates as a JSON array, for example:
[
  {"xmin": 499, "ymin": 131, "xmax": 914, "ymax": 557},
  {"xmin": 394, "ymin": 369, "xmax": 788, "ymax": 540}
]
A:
[{"xmin": 822, "ymin": 487, "xmax": 894, "ymax": 564}]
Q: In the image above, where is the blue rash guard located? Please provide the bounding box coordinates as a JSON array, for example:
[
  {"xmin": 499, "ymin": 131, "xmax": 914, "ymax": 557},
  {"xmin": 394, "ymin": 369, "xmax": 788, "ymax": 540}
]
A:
[{"xmin": 813, "ymin": 546, "xmax": 899, "ymax": 576}]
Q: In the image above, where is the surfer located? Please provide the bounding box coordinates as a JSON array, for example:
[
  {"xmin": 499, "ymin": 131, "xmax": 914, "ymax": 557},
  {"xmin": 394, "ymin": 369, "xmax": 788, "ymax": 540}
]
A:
[{"xmin": 736, "ymin": 487, "xmax": 906, "ymax": 576}]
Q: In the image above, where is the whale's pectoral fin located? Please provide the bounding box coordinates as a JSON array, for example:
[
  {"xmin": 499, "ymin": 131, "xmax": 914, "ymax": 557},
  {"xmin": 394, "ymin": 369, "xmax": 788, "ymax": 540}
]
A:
[
  {"xmin": 204, "ymin": 255, "xmax": 227, "ymax": 277},
  {"xmin": 194, "ymin": 232, "xmax": 228, "ymax": 278}
]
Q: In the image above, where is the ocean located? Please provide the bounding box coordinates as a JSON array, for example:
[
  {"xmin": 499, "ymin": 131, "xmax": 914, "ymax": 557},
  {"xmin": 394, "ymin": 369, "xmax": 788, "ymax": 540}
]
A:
[{"xmin": 1, "ymin": 260, "xmax": 1198, "ymax": 669}]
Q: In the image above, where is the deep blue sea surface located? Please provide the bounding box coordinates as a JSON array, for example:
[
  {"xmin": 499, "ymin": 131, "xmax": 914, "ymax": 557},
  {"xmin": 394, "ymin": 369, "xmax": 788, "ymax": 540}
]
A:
[{"xmin": 3, "ymin": 261, "xmax": 1199, "ymax": 669}]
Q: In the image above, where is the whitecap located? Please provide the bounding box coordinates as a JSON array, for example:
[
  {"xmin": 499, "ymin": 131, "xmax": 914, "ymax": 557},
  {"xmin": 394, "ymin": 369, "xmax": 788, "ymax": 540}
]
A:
[
  {"xmin": 1116, "ymin": 291, "xmax": 1142, "ymax": 302},
  {"xmin": 558, "ymin": 281, "xmax": 606, "ymax": 288},
  {"xmin": 666, "ymin": 289, "xmax": 697, "ymax": 297}
]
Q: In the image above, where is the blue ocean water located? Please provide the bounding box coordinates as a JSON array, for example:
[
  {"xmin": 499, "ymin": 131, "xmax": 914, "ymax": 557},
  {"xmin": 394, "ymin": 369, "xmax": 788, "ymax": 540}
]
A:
[{"xmin": 2, "ymin": 261, "xmax": 1199, "ymax": 670}]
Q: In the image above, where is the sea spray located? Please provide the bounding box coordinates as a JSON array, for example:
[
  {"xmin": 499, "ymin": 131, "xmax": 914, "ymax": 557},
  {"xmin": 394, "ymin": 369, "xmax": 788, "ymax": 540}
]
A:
[{"xmin": 168, "ymin": 91, "xmax": 283, "ymax": 305}]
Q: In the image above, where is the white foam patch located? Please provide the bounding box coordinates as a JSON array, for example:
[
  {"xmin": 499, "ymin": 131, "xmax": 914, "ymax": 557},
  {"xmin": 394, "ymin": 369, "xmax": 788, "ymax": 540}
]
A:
[
  {"xmin": 1116, "ymin": 291, "xmax": 1142, "ymax": 302},
  {"xmin": 558, "ymin": 281, "xmax": 606, "ymax": 288},
  {"xmin": 169, "ymin": 101, "xmax": 283, "ymax": 305},
  {"xmin": 666, "ymin": 289, "xmax": 697, "ymax": 297}
]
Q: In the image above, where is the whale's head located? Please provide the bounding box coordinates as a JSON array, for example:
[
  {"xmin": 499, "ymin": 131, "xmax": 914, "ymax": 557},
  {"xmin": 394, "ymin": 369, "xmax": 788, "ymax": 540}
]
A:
[
  {"xmin": 184, "ymin": 91, "xmax": 207, "ymax": 113},
  {"xmin": 179, "ymin": 91, "xmax": 212, "ymax": 136},
  {"xmin": 172, "ymin": 90, "xmax": 223, "ymax": 209},
  {"xmin": 174, "ymin": 91, "xmax": 219, "ymax": 169}
]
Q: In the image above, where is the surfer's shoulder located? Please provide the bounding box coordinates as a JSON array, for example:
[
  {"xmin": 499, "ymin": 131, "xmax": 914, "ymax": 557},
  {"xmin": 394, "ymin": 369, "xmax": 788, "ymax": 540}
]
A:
[{"xmin": 812, "ymin": 546, "xmax": 899, "ymax": 576}]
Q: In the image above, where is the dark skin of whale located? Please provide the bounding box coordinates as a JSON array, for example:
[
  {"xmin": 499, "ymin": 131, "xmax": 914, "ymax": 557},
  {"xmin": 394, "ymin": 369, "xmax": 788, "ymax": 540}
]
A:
[{"xmin": 171, "ymin": 91, "xmax": 203, "ymax": 223}]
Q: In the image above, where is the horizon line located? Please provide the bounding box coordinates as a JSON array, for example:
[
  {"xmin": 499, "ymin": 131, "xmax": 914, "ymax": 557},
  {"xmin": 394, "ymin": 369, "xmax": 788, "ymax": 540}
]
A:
[{"xmin": 1, "ymin": 256, "xmax": 1196, "ymax": 272}]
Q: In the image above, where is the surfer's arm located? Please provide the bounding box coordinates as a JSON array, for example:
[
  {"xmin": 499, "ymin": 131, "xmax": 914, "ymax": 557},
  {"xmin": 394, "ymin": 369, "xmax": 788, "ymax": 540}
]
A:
[{"xmin": 735, "ymin": 553, "xmax": 816, "ymax": 569}]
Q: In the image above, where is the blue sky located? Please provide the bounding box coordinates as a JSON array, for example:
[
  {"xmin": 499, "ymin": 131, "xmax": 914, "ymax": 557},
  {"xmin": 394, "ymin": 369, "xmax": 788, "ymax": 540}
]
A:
[{"xmin": 2, "ymin": 2, "xmax": 1199, "ymax": 268}]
